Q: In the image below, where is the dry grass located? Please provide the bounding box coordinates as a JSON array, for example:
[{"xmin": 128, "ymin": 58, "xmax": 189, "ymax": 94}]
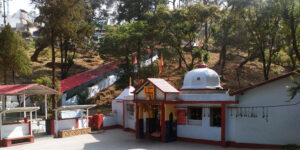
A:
[{"xmin": 8, "ymin": 46, "xmax": 287, "ymax": 115}]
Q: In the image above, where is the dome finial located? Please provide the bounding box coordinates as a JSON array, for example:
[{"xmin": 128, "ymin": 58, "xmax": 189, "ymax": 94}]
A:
[{"xmin": 197, "ymin": 64, "xmax": 208, "ymax": 68}]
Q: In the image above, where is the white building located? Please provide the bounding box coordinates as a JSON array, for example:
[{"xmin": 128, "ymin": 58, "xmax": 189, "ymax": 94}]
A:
[{"xmin": 107, "ymin": 64, "xmax": 300, "ymax": 148}]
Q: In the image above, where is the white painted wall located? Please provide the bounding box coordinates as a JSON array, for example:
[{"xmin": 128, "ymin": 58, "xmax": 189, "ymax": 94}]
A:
[
  {"xmin": 2, "ymin": 123, "xmax": 29, "ymax": 139},
  {"xmin": 177, "ymin": 93, "xmax": 235, "ymax": 101},
  {"xmin": 78, "ymin": 118, "xmax": 88, "ymax": 129},
  {"xmin": 177, "ymin": 107, "xmax": 221, "ymax": 141},
  {"xmin": 227, "ymin": 76, "xmax": 300, "ymax": 145},
  {"xmin": 124, "ymin": 102, "xmax": 135, "ymax": 130},
  {"xmin": 112, "ymin": 100, "xmax": 123, "ymax": 125},
  {"xmin": 54, "ymin": 119, "xmax": 76, "ymax": 136},
  {"xmin": 88, "ymin": 74, "xmax": 119, "ymax": 98},
  {"xmin": 103, "ymin": 116, "xmax": 117, "ymax": 127}
]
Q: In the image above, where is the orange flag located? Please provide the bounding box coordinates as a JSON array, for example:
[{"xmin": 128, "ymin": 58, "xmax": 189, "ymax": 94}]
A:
[
  {"xmin": 159, "ymin": 53, "xmax": 163, "ymax": 74},
  {"xmin": 133, "ymin": 55, "xmax": 137, "ymax": 65}
]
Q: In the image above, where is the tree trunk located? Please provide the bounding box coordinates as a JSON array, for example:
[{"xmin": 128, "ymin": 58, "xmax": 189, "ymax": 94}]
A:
[
  {"xmin": 290, "ymin": 1, "xmax": 300, "ymax": 61},
  {"xmin": 31, "ymin": 45, "xmax": 47, "ymax": 62},
  {"xmin": 289, "ymin": 48, "xmax": 296, "ymax": 70},
  {"xmin": 12, "ymin": 70, "xmax": 15, "ymax": 84},
  {"xmin": 3, "ymin": 64, "xmax": 7, "ymax": 84},
  {"xmin": 178, "ymin": 56, "xmax": 182, "ymax": 69},
  {"xmin": 173, "ymin": 0, "xmax": 176, "ymax": 9},
  {"xmin": 220, "ymin": 44, "xmax": 227, "ymax": 81},
  {"xmin": 204, "ymin": 23, "xmax": 208, "ymax": 51},
  {"xmin": 51, "ymin": 33, "xmax": 56, "ymax": 116},
  {"xmin": 60, "ymin": 38, "xmax": 64, "ymax": 80}
]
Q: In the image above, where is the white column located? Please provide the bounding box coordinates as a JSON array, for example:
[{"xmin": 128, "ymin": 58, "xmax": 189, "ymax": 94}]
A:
[
  {"xmin": 0, "ymin": 113, "xmax": 2, "ymax": 140},
  {"xmin": 44, "ymin": 94, "xmax": 47, "ymax": 120},
  {"xmin": 86, "ymin": 109, "xmax": 89, "ymax": 128},
  {"xmin": 55, "ymin": 110, "xmax": 58, "ymax": 137},
  {"xmin": 23, "ymin": 94, "xmax": 26, "ymax": 118},
  {"xmin": 2, "ymin": 96, "xmax": 6, "ymax": 121},
  {"xmin": 30, "ymin": 111, "xmax": 32, "ymax": 135}
]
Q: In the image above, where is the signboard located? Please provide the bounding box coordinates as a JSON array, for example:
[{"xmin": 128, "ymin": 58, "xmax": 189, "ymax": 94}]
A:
[
  {"xmin": 177, "ymin": 110, "xmax": 186, "ymax": 125},
  {"xmin": 144, "ymin": 86, "xmax": 155, "ymax": 100}
]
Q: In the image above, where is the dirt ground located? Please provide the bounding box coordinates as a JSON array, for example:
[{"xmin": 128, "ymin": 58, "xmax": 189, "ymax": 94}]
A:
[{"xmin": 3, "ymin": 129, "xmax": 276, "ymax": 150}]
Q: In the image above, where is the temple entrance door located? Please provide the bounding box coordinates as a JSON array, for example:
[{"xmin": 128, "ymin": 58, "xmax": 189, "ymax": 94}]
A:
[{"xmin": 146, "ymin": 104, "xmax": 161, "ymax": 139}]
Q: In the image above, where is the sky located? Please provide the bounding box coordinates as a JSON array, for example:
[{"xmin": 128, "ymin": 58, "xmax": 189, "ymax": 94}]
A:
[{"xmin": 7, "ymin": 0, "xmax": 36, "ymax": 15}]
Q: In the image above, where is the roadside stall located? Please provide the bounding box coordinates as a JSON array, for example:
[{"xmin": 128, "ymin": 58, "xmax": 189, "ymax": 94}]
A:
[
  {"xmin": 0, "ymin": 107, "xmax": 39, "ymax": 147},
  {"xmin": 0, "ymin": 84, "xmax": 60, "ymax": 147},
  {"xmin": 53, "ymin": 104, "xmax": 96, "ymax": 138}
]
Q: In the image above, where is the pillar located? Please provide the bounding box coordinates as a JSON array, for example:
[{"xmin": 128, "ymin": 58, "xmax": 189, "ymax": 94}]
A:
[
  {"xmin": 221, "ymin": 104, "xmax": 226, "ymax": 147},
  {"xmin": 161, "ymin": 104, "xmax": 165, "ymax": 142}
]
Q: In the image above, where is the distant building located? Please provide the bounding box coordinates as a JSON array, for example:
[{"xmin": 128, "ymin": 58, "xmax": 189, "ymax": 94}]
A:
[{"xmin": 0, "ymin": 9, "xmax": 38, "ymax": 36}]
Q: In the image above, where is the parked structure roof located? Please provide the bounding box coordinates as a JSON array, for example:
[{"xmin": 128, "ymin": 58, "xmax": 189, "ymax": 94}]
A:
[{"xmin": 60, "ymin": 61, "xmax": 120, "ymax": 93}]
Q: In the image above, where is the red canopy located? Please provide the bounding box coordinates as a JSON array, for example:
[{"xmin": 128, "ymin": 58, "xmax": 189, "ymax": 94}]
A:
[{"xmin": 0, "ymin": 84, "xmax": 60, "ymax": 95}]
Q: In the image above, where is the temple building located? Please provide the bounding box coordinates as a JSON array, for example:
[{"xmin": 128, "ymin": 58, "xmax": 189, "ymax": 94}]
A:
[{"xmin": 111, "ymin": 64, "xmax": 300, "ymax": 148}]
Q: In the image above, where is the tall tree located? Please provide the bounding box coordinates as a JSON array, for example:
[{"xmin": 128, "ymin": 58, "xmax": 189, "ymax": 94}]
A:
[
  {"xmin": 232, "ymin": 0, "xmax": 283, "ymax": 81},
  {"xmin": 279, "ymin": 0, "xmax": 300, "ymax": 67},
  {"xmin": 117, "ymin": 0, "xmax": 156, "ymax": 22},
  {"xmin": 153, "ymin": 4, "xmax": 219, "ymax": 71},
  {"xmin": 0, "ymin": 25, "xmax": 18, "ymax": 84}
]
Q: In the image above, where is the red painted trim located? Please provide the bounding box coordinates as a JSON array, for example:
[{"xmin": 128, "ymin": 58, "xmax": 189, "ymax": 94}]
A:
[
  {"xmin": 122, "ymin": 101, "xmax": 125, "ymax": 130},
  {"xmin": 58, "ymin": 117, "xmax": 81, "ymax": 121},
  {"xmin": 133, "ymin": 80, "xmax": 149, "ymax": 93},
  {"xmin": 230, "ymin": 71, "xmax": 299, "ymax": 96},
  {"xmin": 134, "ymin": 100, "xmax": 163, "ymax": 104},
  {"xmin": 51, "ymin": 119, "xmax": 55, "ymax": 135},
  {"xmin": 179, "ymin": 88, "xmax": 229, "ymax": 91},
  {"xmin": 221, "ymin": 104, "xmax": 226, "ymax": 147},
  {"xmin": 2, "ymin": 122, "xmax": 28, "ymax": 125},
  {"xmin": 124, "ymin": 128, "xmax": 136, "ymax": 133},
  {"xmin": 165, "ymin": 101, "xmax": 237, "ymax": 104},
  {"xmin": 161, "ymin": 104, "xmax": 165, "ymax": 142},
  {"xmin": 101, "ymin": 125, "xmax": 122, "ymax": 130},
  {"xmin": 135, "ymin": 104, "xmax": 139, "ymax": 139},
  {"xmin": 75, "ymin": 118, "xmax": 79, "ymax": 128},
  {"xmin": 227, "ymin": 141, "xmax": 282, "ymax": 149},
  {"xmin": 177, "ymin": 137, "xmax": 221, "ymax": 146},
  {"xmin": 2, "ymin": 135, "xmax": 34, "ymax": 147},
  {"xmin": 28, "ymin": 122, "xmax": 31, "ymax": 136},
  {"xmin": 134, "ymin": 100, "xmax": 237, "ymax": 104}
]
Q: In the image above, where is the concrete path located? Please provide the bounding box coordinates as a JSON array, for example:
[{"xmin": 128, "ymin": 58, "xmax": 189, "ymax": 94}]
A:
[{"xmin": 3, "ymin": 129, "xmax": 272, "ymax": 150}]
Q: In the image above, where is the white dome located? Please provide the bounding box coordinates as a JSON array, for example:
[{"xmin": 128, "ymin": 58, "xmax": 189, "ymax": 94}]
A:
[{"xmin": 181, "ymin": 66, "xmax": 221, "ymax": 90}]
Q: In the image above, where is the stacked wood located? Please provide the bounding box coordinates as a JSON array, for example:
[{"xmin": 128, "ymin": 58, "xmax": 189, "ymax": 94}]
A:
[{"xmin": 58, "ymin": 128, "xmax": 91, "ymax": 138}]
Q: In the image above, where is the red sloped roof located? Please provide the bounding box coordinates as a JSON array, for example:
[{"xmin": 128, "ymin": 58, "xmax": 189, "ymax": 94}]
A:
[
  {"xmin": 147, "ymin": 78, "xmax": 179, "ymax": 93},
  {"xmin": 60, "ymin": 61, "xmax": 120, "ymax": 93},
  {"xmin": 0, "ymin": 84, "xmax": 37, "ymax": 94},
  {"xmin": 229, "ymin": 71, "xmax": 298, "ymax": 96}
]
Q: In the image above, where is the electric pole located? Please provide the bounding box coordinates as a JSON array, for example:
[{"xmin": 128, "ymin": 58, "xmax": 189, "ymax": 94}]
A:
[{"xmin": 2, "ymin": 0, "xmax": 6, "ymax": 25}]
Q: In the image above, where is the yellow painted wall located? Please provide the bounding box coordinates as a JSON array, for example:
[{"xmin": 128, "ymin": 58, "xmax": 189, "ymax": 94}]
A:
[{"xmin": 165, "ymin": 104, "xmax": 177, "ymax": 121}]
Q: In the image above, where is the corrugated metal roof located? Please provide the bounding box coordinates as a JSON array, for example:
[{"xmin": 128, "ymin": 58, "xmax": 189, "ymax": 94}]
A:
[
  {"xmin": 147, "ymin": 78, "xmax": 179, "ymax": 93},
  {"xmin": 60, "ymin": 61, "xmax": 120, "ymax": 93},
  {"xmin": 0, "ymin": 84, "xmax": 37, "ymax": 94},
  {"xmin": 0, "ymin": 84, "xmax": 59, "ymax": 95},
  {"xmin": 54, "ymin": 104, "xmax": 96, "ymax": 111}
]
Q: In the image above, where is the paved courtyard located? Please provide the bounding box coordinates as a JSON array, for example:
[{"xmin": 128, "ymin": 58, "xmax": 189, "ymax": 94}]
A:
[{"xmin": 4, "ymin": 129, "xmax": 273, "ymax": 150}]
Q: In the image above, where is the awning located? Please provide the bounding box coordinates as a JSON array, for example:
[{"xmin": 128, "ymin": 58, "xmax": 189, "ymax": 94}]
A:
[
  {"xmin": 0, "ymin": 107, "xmax": 40, "ymax": 114},
  {"xmin": 54, "ymin": 104, "xmax": 97, "ymax": 111},
  {"xmin": 0, "ymin": 84, "xmax": 60, "ymax": 96}
]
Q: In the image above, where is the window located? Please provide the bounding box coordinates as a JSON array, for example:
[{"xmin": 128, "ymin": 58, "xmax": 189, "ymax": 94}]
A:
[
  {"xmin": 188, "ymin": 107, "xmax": 202, "ymax": 120},
  {"xmin": 210, "ymin": 107, "xmax": 221, "ymax": 127}
]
